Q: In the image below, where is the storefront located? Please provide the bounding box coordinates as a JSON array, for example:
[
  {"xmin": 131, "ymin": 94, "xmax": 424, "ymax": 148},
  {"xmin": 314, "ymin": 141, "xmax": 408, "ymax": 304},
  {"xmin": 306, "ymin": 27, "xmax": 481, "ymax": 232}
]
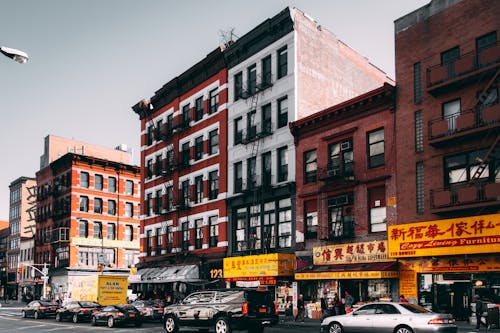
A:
[
  {"xmin": 295, "ymin": 240, "xmax": 399, "ymax": 307},
  {"xmin": 388, "ymin": 213, "xmax": 500, "ymax": 320},
  {"xmin": 223, "ymin": 253, "xmax": 296, "ymax": 307}
]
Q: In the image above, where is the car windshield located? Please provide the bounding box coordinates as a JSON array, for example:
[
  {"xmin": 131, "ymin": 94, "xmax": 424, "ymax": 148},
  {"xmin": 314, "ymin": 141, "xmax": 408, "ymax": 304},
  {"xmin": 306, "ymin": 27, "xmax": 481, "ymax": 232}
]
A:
[
  {"xmin": 79, "ymin": 302, "xmax": 99, "ymax": 307},
  {"xmin": 400, "ymin": 303, "xmax": 432, "ymax": 313},
  {"xmin": 39, "ymin": 301, "xmax": 52, "ymax": 306}
]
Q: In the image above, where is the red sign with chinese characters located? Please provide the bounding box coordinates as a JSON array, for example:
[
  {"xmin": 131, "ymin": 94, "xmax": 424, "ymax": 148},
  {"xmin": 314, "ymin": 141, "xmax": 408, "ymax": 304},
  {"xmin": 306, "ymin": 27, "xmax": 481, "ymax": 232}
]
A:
[
  {"xmin": 388, "ymin": 214, "xmax": 500, "ymax": 258},
  {"xmin": 313, "ymin": 240, "xmax": 393, "ymax": 265}
]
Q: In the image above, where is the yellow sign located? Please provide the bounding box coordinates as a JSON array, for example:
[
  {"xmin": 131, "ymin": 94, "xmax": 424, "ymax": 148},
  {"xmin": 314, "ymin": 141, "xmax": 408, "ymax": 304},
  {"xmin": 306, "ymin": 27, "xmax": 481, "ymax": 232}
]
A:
[
  {"xmin": 223, "ymin": 253, "xmax": 295, "ymax": 278},
  {"xmin": 69, "ymin": 275, "xmax": 98, "ymax": 302},
  {"xmin": 97, "ymin": 276, "xmax": 129, "ymax": 306},
  {"xmin": 72, "ymin": 237, "xmax": 140, "ymax": 250},
  {"xmin": 313, "ymin": 240, "xmax": 393, "ymax": 265},
  {"xmin": 388, "ymin": 214, "xmax": 500, "ymax": 258},
  {"xmin": 295, "ymin": 271, "xmax": 399, "ymax": 280}
]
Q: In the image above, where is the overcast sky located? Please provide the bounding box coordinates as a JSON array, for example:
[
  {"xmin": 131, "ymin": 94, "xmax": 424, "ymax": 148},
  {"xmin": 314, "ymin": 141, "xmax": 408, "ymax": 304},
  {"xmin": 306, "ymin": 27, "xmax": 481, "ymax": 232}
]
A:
[{"xmin": 0, "ymin": 0, "xmax": 429, "ymax": 220}]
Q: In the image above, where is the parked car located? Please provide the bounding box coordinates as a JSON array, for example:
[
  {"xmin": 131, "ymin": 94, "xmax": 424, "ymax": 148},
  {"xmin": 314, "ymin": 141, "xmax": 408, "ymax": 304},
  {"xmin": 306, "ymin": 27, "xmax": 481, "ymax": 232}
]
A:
[
  {"xmin": 163, "ymin": 288, "xmax": 279, "ymax": 333},
  {"xmin": 55, "ymin": 301, "xmax": 101, "ymax": 323},
  {"xmin": 320, "ymin": 302, "xmax": 457, "ymax": 333},
  {"xmin": 21, "ymin": 300, "xmax": 59, "ymax": 319},
  {"xmin": 131, "ymin": 300, "xmax": 164, "ymax": 321},
  {"xmin": 91, "ymin": 304, "xmax": 142, "ymax": 328}
]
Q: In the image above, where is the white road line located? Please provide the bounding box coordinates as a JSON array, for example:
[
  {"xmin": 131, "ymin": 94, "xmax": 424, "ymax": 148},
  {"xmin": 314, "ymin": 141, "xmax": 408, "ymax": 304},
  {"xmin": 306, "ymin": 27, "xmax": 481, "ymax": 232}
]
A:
[
  {"xmin": 17, "ymin": 324, "xmax": 48, "ymax": 330},
  {"xmin": 44, "ymin": 327, "xmax": 72, "ymax": 331}
]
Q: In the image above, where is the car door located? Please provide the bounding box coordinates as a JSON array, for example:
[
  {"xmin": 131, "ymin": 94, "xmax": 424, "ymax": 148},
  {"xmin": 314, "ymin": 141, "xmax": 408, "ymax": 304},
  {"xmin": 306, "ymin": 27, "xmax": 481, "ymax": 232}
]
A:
[
  {"xmin": 27, "ymin": 301, "xmax": 37, "ymax": 317},
  {"xmin": 372, "ymin": 304, "xmax": 401, "ymax": 333},
  {"xmin": 345, "ymin": 304, "xmax": 377, "ymax": 332},
  {"xmin": 182, "ymin": 292, "xmax": 215, "ymax": 326}
]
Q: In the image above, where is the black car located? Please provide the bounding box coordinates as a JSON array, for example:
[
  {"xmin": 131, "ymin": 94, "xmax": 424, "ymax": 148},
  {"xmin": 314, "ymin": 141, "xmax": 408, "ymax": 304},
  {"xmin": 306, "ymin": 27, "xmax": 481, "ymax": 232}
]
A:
[
  {"xmin": 55, "ymin": 301, "xmax": 101, "ymax": 323},
  {"xmin": 163, "ymin": 289, "xmax": 278, "ymax": 333},
  {"xmin": 131, "ymin": 300, "xmax": 164, "ymax": 321},
  {"xmin": 21, "ymin": 300, "xmax": 59, "ymax": 319},
  {"xmin": 91, "ymin": 304, "xmax": 142, "ymax": 328}
]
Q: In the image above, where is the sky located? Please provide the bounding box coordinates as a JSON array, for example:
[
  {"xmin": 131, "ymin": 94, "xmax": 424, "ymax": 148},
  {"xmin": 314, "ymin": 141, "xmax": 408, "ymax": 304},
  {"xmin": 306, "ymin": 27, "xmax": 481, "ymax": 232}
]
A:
[{"xmin": 0, "ymin": 0, "xmax": 429, "ymax": 220}]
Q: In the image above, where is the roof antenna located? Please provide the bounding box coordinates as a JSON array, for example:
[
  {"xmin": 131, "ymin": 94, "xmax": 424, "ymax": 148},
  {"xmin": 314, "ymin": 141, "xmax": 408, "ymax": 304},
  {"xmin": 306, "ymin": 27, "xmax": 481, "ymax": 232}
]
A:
[{"xmin": 219, "ymin": 28, "xmax": 239, "ymax": 50}]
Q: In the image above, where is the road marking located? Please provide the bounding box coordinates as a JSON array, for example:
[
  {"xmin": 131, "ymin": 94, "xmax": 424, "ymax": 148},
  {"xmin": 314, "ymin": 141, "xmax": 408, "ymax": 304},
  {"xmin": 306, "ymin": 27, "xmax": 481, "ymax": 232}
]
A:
[
  {"xmin": 44, "ymin": 327, "xmax": 73, "ymax": 331},
  {"xmin": 17, "ymin": 324, "xmax": 48, "ymax": 330}
]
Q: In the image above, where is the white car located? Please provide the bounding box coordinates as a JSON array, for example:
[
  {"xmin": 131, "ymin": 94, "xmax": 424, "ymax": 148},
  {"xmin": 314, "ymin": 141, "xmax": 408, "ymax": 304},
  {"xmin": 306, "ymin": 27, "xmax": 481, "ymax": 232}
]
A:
[{"xmin": 320, "ymin": 302, "xmax": 457, "ymax": 333}]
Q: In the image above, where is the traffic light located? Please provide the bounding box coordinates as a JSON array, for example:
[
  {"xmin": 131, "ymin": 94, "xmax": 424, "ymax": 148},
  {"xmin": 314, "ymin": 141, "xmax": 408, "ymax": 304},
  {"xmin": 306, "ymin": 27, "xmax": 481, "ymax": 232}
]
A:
[{"xmin": 97, "ymin": 264, "xmax": 102, "ymax": 272}]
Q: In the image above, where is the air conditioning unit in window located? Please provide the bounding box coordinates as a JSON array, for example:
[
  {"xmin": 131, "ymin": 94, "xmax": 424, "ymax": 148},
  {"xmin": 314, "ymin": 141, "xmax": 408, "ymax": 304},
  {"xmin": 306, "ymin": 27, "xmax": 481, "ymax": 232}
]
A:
[{"xmin": 341, "ymin": 141, "xmax": 351, "ymax": 150}]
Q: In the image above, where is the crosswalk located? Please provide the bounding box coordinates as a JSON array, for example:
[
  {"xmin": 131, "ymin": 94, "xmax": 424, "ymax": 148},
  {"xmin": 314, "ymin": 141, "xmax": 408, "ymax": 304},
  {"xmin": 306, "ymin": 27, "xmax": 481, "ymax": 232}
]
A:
[{"xmin": 0, "ymin": 310, "xmax": 20, "ymax": 318}]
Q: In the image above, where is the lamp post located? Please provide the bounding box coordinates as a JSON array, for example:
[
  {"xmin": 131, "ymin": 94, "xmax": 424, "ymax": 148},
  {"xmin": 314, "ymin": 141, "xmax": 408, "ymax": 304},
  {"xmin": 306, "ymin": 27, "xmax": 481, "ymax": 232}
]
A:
[
  {"xmin": 19, "ymin": 263, "xmax": 48, "ymax": 300},
  {"xmin": 1, "ymin": 46, "xmax": 29, "ymax": 64}
]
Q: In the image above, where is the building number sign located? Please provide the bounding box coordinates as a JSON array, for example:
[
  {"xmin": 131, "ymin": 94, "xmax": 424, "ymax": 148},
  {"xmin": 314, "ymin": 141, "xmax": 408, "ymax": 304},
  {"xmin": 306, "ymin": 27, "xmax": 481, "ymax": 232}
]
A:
[{"xmin": 210, "ymin": 268, "xmax": 223, "ymax": 279}]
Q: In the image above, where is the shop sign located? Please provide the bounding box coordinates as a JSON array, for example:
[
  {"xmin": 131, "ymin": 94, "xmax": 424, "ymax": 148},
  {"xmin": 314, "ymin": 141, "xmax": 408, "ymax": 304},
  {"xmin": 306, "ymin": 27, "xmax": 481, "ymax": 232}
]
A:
[
  {"xmin": 313, "ymin": 240, "xmax": 393, "ymax": 265},
  {"xmin": 400, "ymin": 254, "xmax": 500, "ymax": 273},
  {"xmin": 224, "ymin": 276, "xmax": 277, "ymax": 285},
  {"xmin": 223, "ymin": 253, "xmax": 295, "ymax": 278},
  {"xmin": 72, "ymin": 237, "xmax": 140, "ymax": 250},
  {"xmin": 388, "ymin": 214, "xmax": 500, "ymax": 258},
  {"xmin": 295, "ymin": 270, "xmax": 399, "ymax": 280}
]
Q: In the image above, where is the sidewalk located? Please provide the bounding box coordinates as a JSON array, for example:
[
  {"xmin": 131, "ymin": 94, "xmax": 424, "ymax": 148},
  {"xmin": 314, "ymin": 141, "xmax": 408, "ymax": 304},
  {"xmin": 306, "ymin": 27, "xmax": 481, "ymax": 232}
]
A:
[{"xmin": 0, "ymin": 300, "xmax": 24, "ymax": 310}]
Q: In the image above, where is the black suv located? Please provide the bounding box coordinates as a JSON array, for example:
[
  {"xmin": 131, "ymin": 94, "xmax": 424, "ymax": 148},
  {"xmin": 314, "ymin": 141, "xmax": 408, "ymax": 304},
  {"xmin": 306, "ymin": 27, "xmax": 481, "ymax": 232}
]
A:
[{"xmin": 163, "ymin": 289, "xmax": 278, "ymax": 333}]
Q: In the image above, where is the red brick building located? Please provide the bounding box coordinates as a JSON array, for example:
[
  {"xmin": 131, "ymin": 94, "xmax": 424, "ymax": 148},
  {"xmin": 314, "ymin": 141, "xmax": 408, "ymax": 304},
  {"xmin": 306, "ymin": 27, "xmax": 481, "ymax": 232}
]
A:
[
  {"xmin": 290, "ymin": 83, "xmax": 397, "ymax": 302},
  {"xmin": 131, "ymin": 48, "xmax": 228, "ymax": 299},
  {"xmin": 392, "ymin": 0, "xmax": 499, "ymax": 317},
  {"xmin": 0, "ymin": 221, "xmax": 9, "ymax": 299},
  {"xmin": 35, "ymin": 151, "xmax": 140, "ymax": 301}
]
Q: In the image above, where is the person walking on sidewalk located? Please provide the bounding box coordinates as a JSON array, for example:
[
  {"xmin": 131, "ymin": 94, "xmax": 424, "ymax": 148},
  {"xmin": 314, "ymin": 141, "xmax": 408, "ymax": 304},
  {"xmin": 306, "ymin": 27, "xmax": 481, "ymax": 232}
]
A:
[
  {"xmin": 473, "ymin": 294, "xmax": 486, "ymax": 331},
  {"xmin": 321, "ymin": 292, "xmax": 329, "ymax": 319},
  {"xmin": 295, "ymin": 294, "xmax": 305, "ymax": 322}
]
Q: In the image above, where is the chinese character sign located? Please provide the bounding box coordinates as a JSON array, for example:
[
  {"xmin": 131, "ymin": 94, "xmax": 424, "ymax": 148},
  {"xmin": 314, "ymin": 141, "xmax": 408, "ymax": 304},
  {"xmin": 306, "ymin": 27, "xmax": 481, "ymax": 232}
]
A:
[
  {"xmin": 388, "ymin": 214, "xmax": 500, "ymax": 258},
  {"xmin": 313, "ymin": 240, "xmax": 393, "ymax": 265}
]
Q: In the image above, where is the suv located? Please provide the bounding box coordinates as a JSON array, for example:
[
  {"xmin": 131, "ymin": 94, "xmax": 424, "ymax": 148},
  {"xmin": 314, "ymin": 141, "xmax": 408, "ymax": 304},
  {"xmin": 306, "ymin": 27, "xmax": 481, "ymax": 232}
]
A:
[{"xmin": 163, "ymin": 289, "xmax": 278, "ymax": 333}]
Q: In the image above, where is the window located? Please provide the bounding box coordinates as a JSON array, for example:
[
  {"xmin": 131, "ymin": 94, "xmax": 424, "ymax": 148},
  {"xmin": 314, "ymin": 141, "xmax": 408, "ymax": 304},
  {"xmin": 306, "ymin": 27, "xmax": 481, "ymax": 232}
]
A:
[
  {"xmin": 234, "ymin": 161, "xmax": 243, "ymax": 193},
  {"xmin": 146, "ymin": 159, "xmax": 153, "ymax": 179},
  {"xmin": 209, "ymin": 216, "xmax": 218, "ymax": 248},
  {"xmin": 125, "ymin": 225, "xmax": 133, "ymax": 241},
  {"xmin": 328, "ymin": 193, "xmax": 354, "ymax": 238},
  {"xmin": 413, "ymin": 62, "xmax": 421, "ymax": 104},
  {"xmin": 155, "ymin": 119, "xmax": 163, "ymax": 140},
  {"xmin": 441, "ymin": 46, "xmax": 460, "ymax": 78},
  {"xmin": 277, "ymin": 97, "xmax": 288, "ymax": 128},
  {"xmin": 195, "ymin": 136, "xmax": 204, "ymax": 160},
  {"xmin": 167, "ymin": 114, "xmax": 174, "ymax": 135},
  {"xmin": 416, "ymin": 162, "xmax": 424, "ymax": 213},
  {"xmin": 247, "ymin": 64, "xmax": 257, "ymax": 95},
  {"xmin": 209, "ymin": 88, "xmax": 219, "ymax": 114},
  {"xmin": 236, "ymin": 208, "xmax": 247, "ymax": 251},
  {"xmin": 234, "ymin": 72, "xmax": 243, "ymax": 101},
  {"xmin": 304, "ymin": 150, "xmax": 317, "ymax": 183},
  {"xmin": 146, "ymin": 193, "xmax": 153, "ymax": 216},
  {"xmin": 476, "ymin": 31, "xmax": 497, "ymax": 55},
  {"xmin": 195, "ymin": 96, "xmax": 203, "ymax": 121},
  {"xmin": 147, "ymin": 125, "xmax": 154, "ymax": 145},
  {"xmin": 125, "ymin": 202, "xmax": 133, "ymax": 217},
  {"xmin": 234, "ymin": 117, "xmax": 243, "ymax": 145},
  {"xmin": 107, "ymin": 223, "xmax": 115, "ymax": 240},
  {"xmin": 208, "ymin": 171, "xmax": 218, "ymax": 200},
  {"xmin": 166, "ymin": 225, "xmax": 173, "ymax": 252},
  {"xmin": 108, "ymin": 177, "xmax": 116, "ymax": 192},
  {"xmin": 156, "ymin": 228, "xmax": 162, "ymax": 253},
  {"xmin": 277, "ymin": 146, "xmax": 288, "ymax": 182},
  {"xmin": 415, "ymin": 111, "xmax": 423, "ymax": 152},
  {"xmin": 262, "ymin": 103, "xmax": 272, "ymax": 135},
  {"xmin": 80, "ymin": 172, "xmax": 89, "ymax": 188},
  {"xmin": 181, "ymin": 142, "xmax": 190, "ymax": 167},
  {"xmin": 368, "ymin": 128, "xmax": 385, "ymax": 168},
  {"xmin": 166, "ymin": 150, "xmax": 174, "ymax": 173},
  {"xmin": 155, "ymin": 189, "xmax": 162, "ymax": 214},
  {"xmin": 146, "ymin": 230, "xmax": 152, "ymax": 256},
  {"xmin": 125, "ymin": 180, "xmax": 134, "ymax": 195},
  {"xmin": 95, "ymin": 174, "xmax": 103, "ymax": 190},
  {"xmin": 182, "ymin": 222, "xmax": 189, "ymax": 251},
  {"xmin": 166, "ymin": 185, "xmax": 173, "ymax": 211},
  {"xmin": 94, "ymin": 198, "xmax": 103, "ymax": 214},
  {"xmin": 247, "ymin": 110, "xmax": 257, "ymax": 140},
  {"xmin": 444, "ymin": 149, "xmax": 492, "ymax": 185},
  {"xmin": 277, "ymin": 46, "xmax": 288, "ymax": 79},
  {"xmin": 479, "ymin": 86, "xmax": 498, "ymax": 111},
  {"xmin": 195, "ymin": 219, "xmax": 203, "ymax": 249},
  {"xmin": 182, "ymin": 104, "xmax": 190, "ymax": 125},
  {"xmin": 262, "ymin": 55, "xmax": 272, "ymax": 87},
  {"xmin": 278, "ymin": 198, "xmax": 291, "ymax": 248},
  {"xmin": 195, "ymin": 176, "xmax": 203, "ymax": 204},
  {"xmin": 93, "ymin": 222, "xmax": 102, "ymax": 239},
  {"xmin": 155, "ymin": 155, "xmax": 162, "ymax": 176},
  {"xmin": 369, "ymin": 187, "xmax": 386, "ymax": 233},
  {"xmin": 181, "ymin": 180, "xmax": 190, "ymax": 207},
  {"xmin": 209, "ymin": 129, "xmax": 219, "ymax": 155},
  {"xmin": 262, "ymin": 152, "xmax": 272, "ymax": 185},
  {"xmin": 306, "ymin": 209, "xmax": 318, "ymax": 239},
  {"xmin": 108, "ymin": 200, "xmax": 116, "ymax": 215},
  {"xmin": 247, "ymin": 157, "xmax": 257, "ymax": 189},
  {"xmin": 79, "ymin": 220, "xmax": 88, "ymax": 238},
  {"xmin": 443, "ymin": 99, "xmax": 461, "ymax": 132},
  {"xmin": 328, "ymin": 139, "xmax": 354, "ymax": 178},
  {"xmin": 79, "ymin": 196, "xmax": 89, "ymax": 212}
]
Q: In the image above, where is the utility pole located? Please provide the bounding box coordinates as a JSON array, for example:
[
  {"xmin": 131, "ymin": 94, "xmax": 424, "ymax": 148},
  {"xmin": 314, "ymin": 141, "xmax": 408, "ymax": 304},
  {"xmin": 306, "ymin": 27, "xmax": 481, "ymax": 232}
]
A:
[{"xmin": 19, "ymin": 263, "xmax": 48, "ymax": 300}]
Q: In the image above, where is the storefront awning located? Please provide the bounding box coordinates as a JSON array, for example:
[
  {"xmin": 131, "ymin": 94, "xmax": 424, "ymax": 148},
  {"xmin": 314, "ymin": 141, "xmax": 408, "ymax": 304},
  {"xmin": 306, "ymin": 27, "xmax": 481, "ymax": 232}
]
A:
[
  {"xmin": 295, "ymin": 261, "xmax": 399, "ymax": 280},
  {"xmin": 129, "ymin": 265, "xmax": 200, "ymax": 284}
]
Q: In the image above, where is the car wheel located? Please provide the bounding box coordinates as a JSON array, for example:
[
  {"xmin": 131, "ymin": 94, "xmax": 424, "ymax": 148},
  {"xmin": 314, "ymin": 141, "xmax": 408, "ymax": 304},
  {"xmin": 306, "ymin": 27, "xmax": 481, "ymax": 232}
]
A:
[
  {"xmin": 164, "ymin": 315, "xmax": 179, "ymax": 333},
  {"xmin": 395, "ymin": 326, "xmax": 413, "ymax": 333},
  {"xmin": 34, "ymin": 311, "xmax": 40, "ymax": 320},
  {"xmin": 215, "ymin": 317, "xmax": 231, "ymax": 333},
  {"xmin": 328, "ymin": 322, "xmax": 344, "ymax": 333},
  {"xmin": 72, "ymin": 314, "xmax": 79, "ymax": 323},
  {"xmin": 107, "ymin": 316, "xmax": 114, "ymax": 328},
  {"xmin": 249, "ymin": 324, "xmax": 264, "ymax": 333},
  {"xmin": 55, "ymin": 313, "xmax": 62, "ymax": 322},
  {"xmin": 21, "ymin": 310, "xmax": 27, "ymax": 318},
  {"xmin": 91, "ymin": 316, "xmax": 97, "ymax": 326}
]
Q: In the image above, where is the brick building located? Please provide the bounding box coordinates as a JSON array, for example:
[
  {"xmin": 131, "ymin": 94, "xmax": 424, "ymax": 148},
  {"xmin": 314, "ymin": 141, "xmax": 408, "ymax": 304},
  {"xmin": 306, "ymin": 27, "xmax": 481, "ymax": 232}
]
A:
[
  {"xmin": 0, "ymin": 221, "xmax": 9, "ymax": 299},
  {"xmin": 391, "ymin": 0, "xmax": 500, "ymax": 318},
  {"xmin": 131, "ymin": 48, "xmax": 228, "ymax": 299},
  {"xmin": 35, "ymin": 138, "xmax": 140, "ymax": 301},
  {"xmin": 290, "ymin": 83, "xmax": 397, "ymax": 303}
]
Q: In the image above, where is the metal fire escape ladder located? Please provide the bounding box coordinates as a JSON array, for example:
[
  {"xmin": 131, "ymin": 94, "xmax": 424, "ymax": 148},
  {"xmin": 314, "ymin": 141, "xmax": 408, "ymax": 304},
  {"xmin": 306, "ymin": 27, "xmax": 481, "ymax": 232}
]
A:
[{"xmin": 475, "ymin": 68, "xmax": 500, "ymax": 107}]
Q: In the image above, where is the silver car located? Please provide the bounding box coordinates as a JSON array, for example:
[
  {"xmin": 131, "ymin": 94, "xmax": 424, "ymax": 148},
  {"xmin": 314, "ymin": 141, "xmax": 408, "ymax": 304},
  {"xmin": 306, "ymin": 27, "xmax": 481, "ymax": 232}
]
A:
[{"xmin": 320, "ymin": 302, "xmax": 457, "ymax": 333}]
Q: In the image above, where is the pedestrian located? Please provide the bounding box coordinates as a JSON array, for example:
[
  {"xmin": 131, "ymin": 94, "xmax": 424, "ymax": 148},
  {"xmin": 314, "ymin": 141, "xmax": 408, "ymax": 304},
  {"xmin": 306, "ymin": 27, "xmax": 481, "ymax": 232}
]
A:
[
  {"xmin": 295, "ymin": 294, "xmax": 305, "ymax": 322},
  {"xmin": 399, "ymin": 295, "xmax": 408, "ymax": 303},
  {"xmin": 285, "ymin": 297, "xmax": 293, "ymax": 321},
  {"xmin": 321, "ymin": 292, "xmax": 329, "ymax": 319},
  {"xmin": 333, "ymin": 293, "xmax": 343, "ymax": 315},
  {"xmin": 473, "ymin": 294, "xmax": 486, "ymax": 331},
  {"xmin": 344, "ymin": 291, "xmax": 355, "ymax": 312}
]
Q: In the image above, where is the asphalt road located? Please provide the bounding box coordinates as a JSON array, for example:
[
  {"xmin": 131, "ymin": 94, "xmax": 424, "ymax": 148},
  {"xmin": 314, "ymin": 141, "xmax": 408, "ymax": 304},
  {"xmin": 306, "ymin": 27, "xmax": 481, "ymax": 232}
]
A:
[{"xmin": 0, "ymin": 307, "xmax": 484, "ymax": 333}]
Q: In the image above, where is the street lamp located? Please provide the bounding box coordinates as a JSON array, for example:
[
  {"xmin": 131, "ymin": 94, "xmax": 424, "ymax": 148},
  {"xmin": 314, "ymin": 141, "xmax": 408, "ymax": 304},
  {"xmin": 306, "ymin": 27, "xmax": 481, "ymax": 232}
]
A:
[{"xmin": 1, "ymin": 46, "xmax": 29, "ymax": 64}]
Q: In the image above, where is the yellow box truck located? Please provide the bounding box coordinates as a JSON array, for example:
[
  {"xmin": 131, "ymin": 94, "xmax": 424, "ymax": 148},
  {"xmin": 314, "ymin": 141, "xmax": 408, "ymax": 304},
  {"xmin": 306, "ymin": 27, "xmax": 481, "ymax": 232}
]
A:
[{"xmin": 69, "ymin": 275, "xmax": 128, "ymax": 305}]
